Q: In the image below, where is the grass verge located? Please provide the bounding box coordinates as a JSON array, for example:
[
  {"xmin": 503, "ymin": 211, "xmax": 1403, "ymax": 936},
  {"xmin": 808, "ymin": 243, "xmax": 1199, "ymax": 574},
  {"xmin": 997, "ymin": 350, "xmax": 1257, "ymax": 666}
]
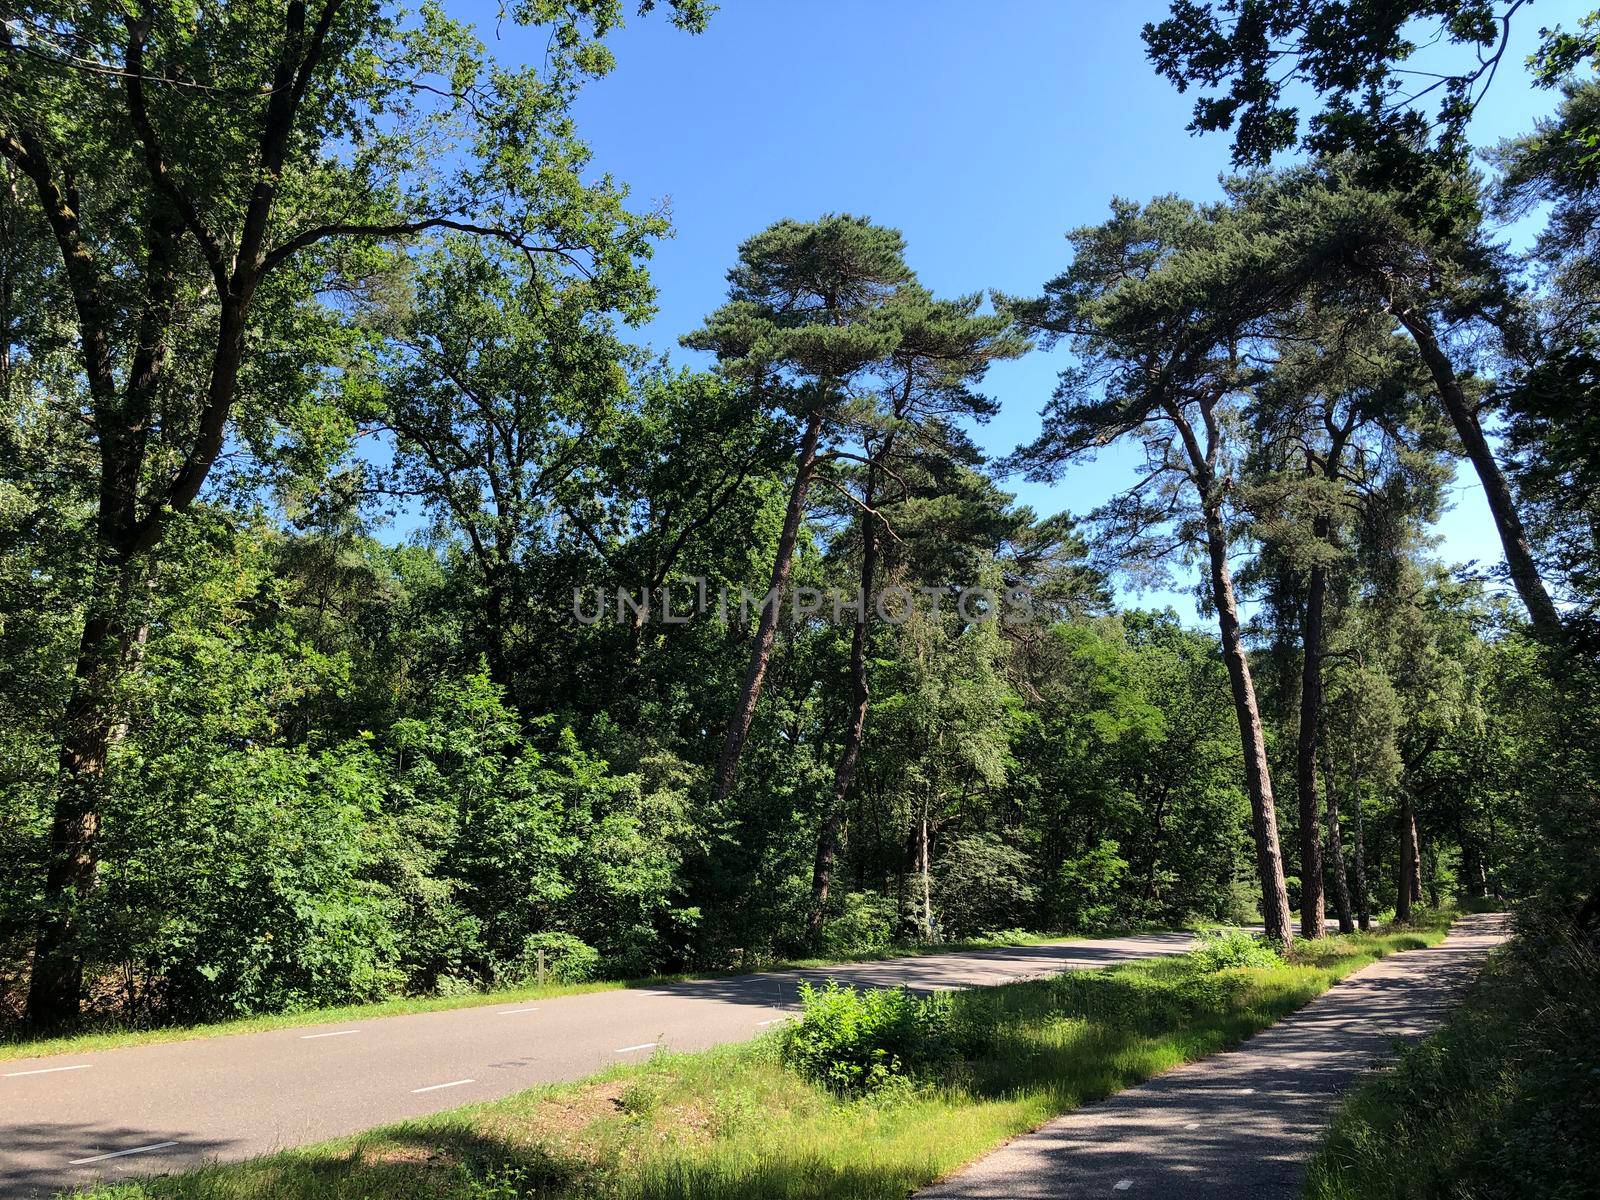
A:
[
  {"xmin": 0, "ymin": 930, "xmax": 1083, "ymax": 1063},
  {"xmin": 68, "ymin": 915, "xmax": 1453, "ymax": 1200},
  {"xmin": 1304, "ymin": 913, "xmax": 1597, "ymax": 1200}
]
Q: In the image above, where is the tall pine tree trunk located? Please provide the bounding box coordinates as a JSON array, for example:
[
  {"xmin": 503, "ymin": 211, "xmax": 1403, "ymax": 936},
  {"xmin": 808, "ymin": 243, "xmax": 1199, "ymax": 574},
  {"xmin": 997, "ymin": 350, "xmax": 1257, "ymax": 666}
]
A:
[
  {"xmin": 713, "ymin": 409, "xmax": 825, "ymax": 802},
  {"xmin": 916, "ymin": 807, "xmax": 933, "ymax": 940},
  {"xmin": 1321, "ymin": 754, "xmax": 1355, "ymax": 933},
  {"xmin": 808, "ymin": 469, "xmax": 881, "ymax": 936},
  {"xmin": 1297, "ymin": 543, "xmax": 1329, "ymax": 937},
  {"xmin": 1346, "ymin": 712, "xmax": 1371, "ymax": 930},
  {"xmin": 1398, "ymin": 310, "xmax": 1563, "ymax": 641},
  {"xmin": 1461, "ymin": 843, "xmax": 1488, "ymax": 901},
  {"xmin": 1202, "ymin": 498, "xmax": 1295, "ymax": 947},
  {"xmin": 1396, "ymin": 797, "xmax": 1421, "ymax": 921},
  {"xmin": 1408, "ymin": 809, "xmax": 1424, "ymax": 908}
]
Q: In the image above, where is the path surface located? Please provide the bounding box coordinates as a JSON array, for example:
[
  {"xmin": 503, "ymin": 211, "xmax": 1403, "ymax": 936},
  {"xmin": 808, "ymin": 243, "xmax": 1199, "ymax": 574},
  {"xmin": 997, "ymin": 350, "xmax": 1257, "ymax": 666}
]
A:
[
  {"xmin": 0, "ymin": 931, "xmax": 1208, "ymax": 1197},
  {"xmin": 918, "ymin": 912, "xmax": 1511, "ymax": 1200}
]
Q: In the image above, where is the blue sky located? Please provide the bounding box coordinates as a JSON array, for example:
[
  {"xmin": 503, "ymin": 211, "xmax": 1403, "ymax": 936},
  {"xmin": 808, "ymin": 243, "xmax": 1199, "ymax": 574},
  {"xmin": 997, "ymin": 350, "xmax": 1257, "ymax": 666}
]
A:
[{"xmin": 458, "ymin": 0, "xmax": 1589, "ymax": 618}]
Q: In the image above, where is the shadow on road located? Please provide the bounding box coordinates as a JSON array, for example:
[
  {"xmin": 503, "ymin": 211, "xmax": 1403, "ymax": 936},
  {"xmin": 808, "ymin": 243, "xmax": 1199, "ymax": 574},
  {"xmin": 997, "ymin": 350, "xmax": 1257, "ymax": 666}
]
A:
[
  {"xmin": 632, "ymin": 934, "xmax": 1199, "ymax": 1009},
  {"xmin": 4, "ymin": 1123, "xmax": 235, "ymax": 1200}
]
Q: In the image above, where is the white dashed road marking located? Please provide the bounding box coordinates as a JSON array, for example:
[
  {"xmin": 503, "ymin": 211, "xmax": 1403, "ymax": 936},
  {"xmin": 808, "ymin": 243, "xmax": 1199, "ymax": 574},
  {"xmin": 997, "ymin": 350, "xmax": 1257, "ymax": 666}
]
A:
[
  {"xmin": 1114, "ymin": 1182, "xmax": 1133, "ymax": 1192},
  {"xmin": 615, "ymin": 1042, "xmax": 656, "ymax": 1053},
  {"xmin": 299, "ymin": 1030, "xmax": 360, "ymax": 1040},
  {"xmin": 68, "ymin": 1141, "xmax": 177, "ymax": 1165},
  {"xmin": 497, "ymin": 1007, "xmax": 539, "ymax": 1015},
  {"xmin": 411, "ymin": 1078, "xmax": 475, "ymax": 1093},
  {"xmin": 5, "ymin": 1064, "xmax": 91, "ymax": 1078}
]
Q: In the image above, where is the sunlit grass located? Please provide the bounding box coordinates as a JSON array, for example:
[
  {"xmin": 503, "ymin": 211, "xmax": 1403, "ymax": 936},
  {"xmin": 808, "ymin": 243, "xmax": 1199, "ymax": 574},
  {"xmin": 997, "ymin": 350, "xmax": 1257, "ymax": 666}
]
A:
[{"xmin": 71, "ymin": 915, "xmax": 1455, "ymax": 1200}]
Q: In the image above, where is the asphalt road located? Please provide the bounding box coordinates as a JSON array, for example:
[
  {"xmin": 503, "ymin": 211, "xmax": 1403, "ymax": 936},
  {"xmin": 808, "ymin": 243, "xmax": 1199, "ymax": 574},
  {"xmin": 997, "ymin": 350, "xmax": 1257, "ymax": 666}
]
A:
[
  {"xmin": 1, "ymin": 930, "xmax": 1204, "ymax": 1197},
  {"xmin": 918, "ymin": 912, "xmax": 1511, "ymax": 1199}
]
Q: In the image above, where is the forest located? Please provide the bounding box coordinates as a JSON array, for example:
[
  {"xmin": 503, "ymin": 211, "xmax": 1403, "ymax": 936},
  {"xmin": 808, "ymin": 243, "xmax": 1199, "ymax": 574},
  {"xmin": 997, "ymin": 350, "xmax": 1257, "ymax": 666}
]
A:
[{"xmin": 0, "ymin": 0, "xmax": 1595, "ymax": 1084}]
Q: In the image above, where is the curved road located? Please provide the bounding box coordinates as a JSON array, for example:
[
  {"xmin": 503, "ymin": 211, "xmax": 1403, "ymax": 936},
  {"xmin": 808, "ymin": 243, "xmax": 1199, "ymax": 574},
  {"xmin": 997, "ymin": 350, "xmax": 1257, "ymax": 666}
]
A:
[{"xmin": 2, "ymin": 930, "xmax": 1202, "ymax": 1196}]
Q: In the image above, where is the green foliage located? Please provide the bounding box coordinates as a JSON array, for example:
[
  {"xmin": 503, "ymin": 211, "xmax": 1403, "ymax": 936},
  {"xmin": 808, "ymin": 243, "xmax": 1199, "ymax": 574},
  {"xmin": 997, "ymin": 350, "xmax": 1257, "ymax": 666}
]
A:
[
  {"xmin": 2, "ymin": 6, "xmax": 1591, "ymax": 1114},
  {"xmin": 931, "ymin": 835, "xmax": 1038, "ymax": 940},
  {"xmin": 817, "ymin": 893, "xmax": 899, "ymax": 958},
  {"xmin": 780, "ymin": 981, "xmax": 959, "ymax": 1093},
  {"xmin": 1189, "ymin": 928, "xmax": 1283, "ymax": 972},
  {"xmin": 1143, "ymin": 0, "xmax": 1530, "ymax": 186},
  {"xmin": 1047, "ymin": 841, "xmax": 1130, "ymax": 934},
  {"xmin": 514, "ymin": 933, "xmax": 601, "ymax": 984}
]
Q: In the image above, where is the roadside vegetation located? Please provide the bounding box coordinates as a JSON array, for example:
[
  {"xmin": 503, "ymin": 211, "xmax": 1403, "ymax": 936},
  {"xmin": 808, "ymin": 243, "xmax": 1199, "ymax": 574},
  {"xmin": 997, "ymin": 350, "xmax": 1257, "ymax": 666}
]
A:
[
  {"xmin": 1306, "ymin": 911, "xmax": 1599, "ymax": 1200},
  {"xmin": 66, "ymin": 918, "xmax": 1451, "ymax": 1200}
]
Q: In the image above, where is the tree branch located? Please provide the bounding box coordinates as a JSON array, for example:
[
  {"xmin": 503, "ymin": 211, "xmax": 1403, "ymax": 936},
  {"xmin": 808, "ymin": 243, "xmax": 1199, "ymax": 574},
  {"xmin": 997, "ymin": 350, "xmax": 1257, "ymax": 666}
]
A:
[
  {"xmin": 125, "ymin": 7, "xmax": 228, "ymax": 294},
  {"xmin": 260, "ymin": 217, "xmax": 592, "ymax": 279}
]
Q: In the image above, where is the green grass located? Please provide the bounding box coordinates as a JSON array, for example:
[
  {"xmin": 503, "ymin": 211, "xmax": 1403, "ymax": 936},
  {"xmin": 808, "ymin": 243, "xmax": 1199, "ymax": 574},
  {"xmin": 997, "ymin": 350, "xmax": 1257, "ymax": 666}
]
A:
[
  {"xmin": 0, "ymin": 929, "xmax": 1084, "ymax": 1063},
  {"xmin": 1303, "ymin": 913, "xmax": 1597, "ymax": 1200},
  {"xmin": 67, "ymin": 915, "xmax": 1454, "ymax": 1200}
]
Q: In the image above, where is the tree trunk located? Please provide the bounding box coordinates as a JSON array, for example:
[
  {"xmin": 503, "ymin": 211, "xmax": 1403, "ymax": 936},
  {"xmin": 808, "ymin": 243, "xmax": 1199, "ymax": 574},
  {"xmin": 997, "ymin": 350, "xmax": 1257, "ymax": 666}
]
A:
[
  {"xmin": 1351, "ymin": 790, "xmax": 1370, "ymax": 931},
  {"xmin": 1346, "ymin": 712, "xmax": 1371, "ymax": 931},
  {"xmin": 896, "ymin": 820, "xmax": 914, "ymax": 929},
  {"xmin": 808, "ymin": 469, "xmax": 881, "ymax": 936},
  {"xmin": 1422, "ymin": 838, "xmax": 1440, "ymax": 908},
  {"xmin": 1141, "ymin": 785, "xmax": 1170, "ymax": 902},
  {"xmin": 1321, "ymin": 754, "xmax": 1355, "ymax": 933},
  {"xmin": 916, "ymin": 807, "xmax": 934, "ymax": 940},
  {"xmin": 713, "ymin": 408, "xmax": 825, "ymax": 802},
  {"xmin": 1397, "ymin": 309, "xmax": 1563, "ymax": 641},
  {"xmin": 1296, "ymin": 544, "xmax": 1328, "ymax": 938},
  {"xmin": 1202, "ymin": 499, "xmax": 1295, "ymax": 947},
  {"xmin": 1396, "ymin": 797, "xmax": 1419, "ymax": 921},
  {"xmin": 26, "ymin": 556, "xmax": 143, "ymax": 1023},
  {"xmin": 1460, "ymin": 843, "xmax": 1487, "ymax": 901},
  {"xmin": 1408, "ymin": 810, "xmax": 1425, "ymax": 908}
]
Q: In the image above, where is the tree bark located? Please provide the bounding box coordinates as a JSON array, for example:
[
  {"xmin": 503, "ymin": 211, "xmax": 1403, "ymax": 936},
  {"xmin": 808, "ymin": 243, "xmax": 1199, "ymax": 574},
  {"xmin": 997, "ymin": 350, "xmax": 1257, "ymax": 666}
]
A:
[
  {"xmin": 915, "ymin": 807, "xmax": 934, "ymax": 940},
  {"xmin": 1297, "ymin": 542, "xmax": 1329, "ymax": 938},
  {"xmin": 713, "ymin": 408, "xmax": 825, "ymax": 802},
  {"xmin": 1321, "ymin": 754, "xmax": 1355, "ymax": 933},
  {"xmin": 1397, "ymin": 309, "xmax": 1563, "ymax": 641},
  {"xmin": 26, "ymin": 557, "xmax": 145, "ymax": 1022},
  {"xmin": 1396, "ymin": 797, "xmax": 1422, "ymax": 921},
  {"xmin": 1343, "ymin": 708, "xmax": 1372, "ymax": 931},
  {"xmin": 1201, "ymin": 498, "xmax": 1295, "ymax": 947},
  {"xmin": 1350, "ymin": 791, "xmax": 1370, "ymax": 931},
  {"xmin": 1141, "ymin": 785, "xmax": 1171, "ymax": 902},
  {"xmin": 1408, "ymin": 809, "xmax": 1425, "ymax": 908},
  {"xmin": 808, "ymin": 467, "xmax": 881, "ymax": 936}
]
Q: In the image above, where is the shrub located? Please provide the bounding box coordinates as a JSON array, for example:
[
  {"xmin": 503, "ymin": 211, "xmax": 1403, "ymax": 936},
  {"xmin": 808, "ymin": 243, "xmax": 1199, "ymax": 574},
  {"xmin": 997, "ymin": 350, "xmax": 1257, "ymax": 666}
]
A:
[
  {"xmin": 1219, "ymin": 878, "xmax": 1261, "ymax": 925},
  {"xmin": 780, "ymin": 981, "xmax": 957, "ymax": 1092},
  {"xmin": 1190, "ymin": 927, "xmax": 1282, "ymax": 971},
  {"xmin": 931, "ymin": 834, "xmax": 1038, "ymax": 939},
  {"xmin": 1045, "ymin": 839, "xmax": 1128, "ymax": 933},
  {"xmin": 98, "ymin": 743, "xmax": 401, "ymax": 1022},
  {"xmin": 818, "ymin": 891, "xmax": 898, "ymax": 957},
  {"xmin": 513, "ymin": 932, "xmax": 600, "ymax": 983}
]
